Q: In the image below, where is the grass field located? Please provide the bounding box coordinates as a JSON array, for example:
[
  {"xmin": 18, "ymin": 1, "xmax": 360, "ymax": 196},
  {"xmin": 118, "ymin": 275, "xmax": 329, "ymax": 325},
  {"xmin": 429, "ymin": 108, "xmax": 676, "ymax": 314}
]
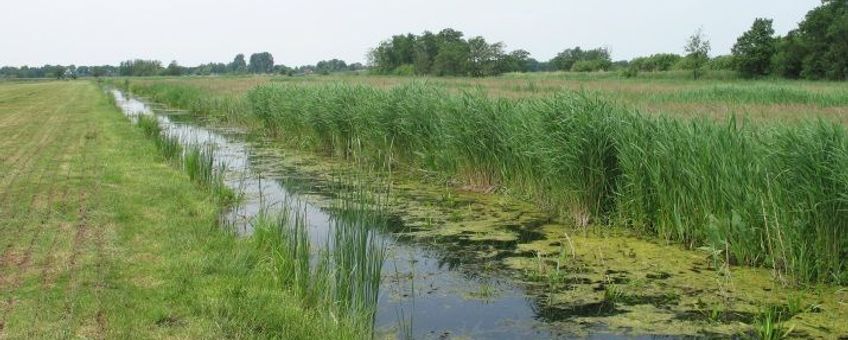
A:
[{"xmin": 0, "ymin": 81, "xmax": 356, "ymax": 338}]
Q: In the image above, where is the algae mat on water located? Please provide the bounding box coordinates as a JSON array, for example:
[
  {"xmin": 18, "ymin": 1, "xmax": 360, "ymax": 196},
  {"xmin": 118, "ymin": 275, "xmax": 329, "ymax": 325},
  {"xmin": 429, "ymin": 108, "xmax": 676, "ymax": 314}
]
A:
[{"xmin": 0, "ymin": 81, "xmax": 356, "ymax": 338}]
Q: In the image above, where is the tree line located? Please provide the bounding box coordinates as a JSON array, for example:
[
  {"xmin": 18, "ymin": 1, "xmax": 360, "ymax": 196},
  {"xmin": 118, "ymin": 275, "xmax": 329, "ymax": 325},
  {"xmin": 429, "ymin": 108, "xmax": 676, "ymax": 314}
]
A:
[
  {"xmin": 368, "ymin": 1, "xmax": 847, "ymax": 80},
  {"xmin": 0, "ymin": 51, "xmax": 364, "ymax": 79},
  {"xmin": 732, "ymin": 0, "xmax": 848, "ymax": 80},
  {"xmin": 2, "ymin": 1, "xmax": 845, "ymax": 80}
]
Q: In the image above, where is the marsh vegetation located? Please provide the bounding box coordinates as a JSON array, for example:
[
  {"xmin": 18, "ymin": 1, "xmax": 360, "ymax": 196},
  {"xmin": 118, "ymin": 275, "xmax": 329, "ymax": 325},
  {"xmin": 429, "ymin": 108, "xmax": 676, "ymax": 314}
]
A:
[{"xmin": 115, "ymin": 74, "xmax": 848, "ymax": 338}]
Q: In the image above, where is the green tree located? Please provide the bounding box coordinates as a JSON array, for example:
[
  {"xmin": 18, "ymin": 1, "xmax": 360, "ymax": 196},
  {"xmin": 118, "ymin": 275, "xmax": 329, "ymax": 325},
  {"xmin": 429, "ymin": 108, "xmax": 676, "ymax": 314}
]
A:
[
  {"xmin": 229, "ymin": 54, "xmax": 247, "ymax": 73},
  {"xmin": 53, "ymin": 65, "xmax": 67, "ymax": 79},
  {"xmin": 413, "ymin": 31, "xmax": 439, "ymax": 74},
  {"xmin": 732, "ymin": 18, "xmax": 777, "ymax": 78},
  {"xmin": 248, "ymin": 52, "xmax": 274, "ymax": 74},
  {"xmin": 796, "ymin": 0, "xmax": 848, "ymax": 80},
  {"xmin": 707, "ymin": 55, "xmax": 736, "ymax": 71},
  {"xmin": 432, "ymin": 41, "xmax": 469, "ymax": 76},
  {"xmin": 550, "ymin": 47, "xmax": 583, "ymax": 71},
  {"xmin": 630, "ymin": 53, "xmax": 681, "ymax": 72},
  {"xmin": 431, "ymin": 28, "xmax": 470, "ymax": 76},
  {"xmin": 498, "ymin": 49, "xmax": 531, "ymax": 73},
  {"xmin": 118, "ymin": 60, "xmax": 162, "ymax": 76},
  {"xmin": 683, "ymin": 28, "xmax": 711, "ymax": 79},
  {"xmin": 550, "ymin": 47, "xmax": 611, "ymax": 72},
  {"xmin": 166, "ymin": 60, "xmax": 183, "ymax": 76},
  {"xmin": 771, "ymin": 31, "xmax": 806, "ymax": 79},
  {"xmin": 468, "ymin": 36, "xmax": 505, "ymax": 77},
  {"xmin": 315, "ymin": 59, "xmax": 348, "ymax": 74}
]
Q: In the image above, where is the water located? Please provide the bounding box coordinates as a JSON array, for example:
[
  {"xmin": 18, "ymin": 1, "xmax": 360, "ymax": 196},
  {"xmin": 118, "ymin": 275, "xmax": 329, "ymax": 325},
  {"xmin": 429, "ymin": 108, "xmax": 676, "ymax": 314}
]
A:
[{"xmin": 111, "ymin": 90, "xmax": 668, "ymax": 339}]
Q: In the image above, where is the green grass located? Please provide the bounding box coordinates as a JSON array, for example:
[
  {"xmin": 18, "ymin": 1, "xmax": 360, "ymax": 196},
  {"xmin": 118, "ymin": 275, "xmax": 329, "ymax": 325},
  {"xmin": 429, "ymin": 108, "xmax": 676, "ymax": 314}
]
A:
[{"xmin": 0, "ymin": 81, "xmax": 359, "ymax": 338}]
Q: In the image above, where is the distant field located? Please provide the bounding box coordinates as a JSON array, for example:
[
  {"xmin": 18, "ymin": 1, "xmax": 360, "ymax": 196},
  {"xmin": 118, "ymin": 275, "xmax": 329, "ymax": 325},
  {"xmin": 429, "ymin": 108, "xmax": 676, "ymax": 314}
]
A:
[{"xmin": 130, "ymin": 72, "xmax": 848, "ymax": 123}]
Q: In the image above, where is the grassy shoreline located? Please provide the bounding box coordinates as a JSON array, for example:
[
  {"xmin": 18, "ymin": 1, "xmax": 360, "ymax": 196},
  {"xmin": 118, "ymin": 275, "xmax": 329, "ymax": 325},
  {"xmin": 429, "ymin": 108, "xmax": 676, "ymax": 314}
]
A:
[{"xmin": 0, "ymin": 81, "xmax": 357, "ymax": 338}]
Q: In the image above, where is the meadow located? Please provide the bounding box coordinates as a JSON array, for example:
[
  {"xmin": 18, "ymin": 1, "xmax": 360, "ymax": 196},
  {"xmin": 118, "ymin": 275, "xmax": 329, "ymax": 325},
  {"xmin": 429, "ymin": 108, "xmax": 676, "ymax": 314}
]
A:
[
  {"xmin": 0, "ymin": 81, "xmax": 361, "ymax": 338},
  {"xmin": 126, "ymin": 72, "xmax": 848, "ymax": 286}
]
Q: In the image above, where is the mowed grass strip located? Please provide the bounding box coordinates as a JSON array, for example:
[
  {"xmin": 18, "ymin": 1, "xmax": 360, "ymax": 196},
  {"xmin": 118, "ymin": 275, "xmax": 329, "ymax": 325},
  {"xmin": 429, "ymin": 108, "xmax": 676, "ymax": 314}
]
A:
[{"xmin": 0, "ymin": 81, "xmax": 355, "ymax": 338}]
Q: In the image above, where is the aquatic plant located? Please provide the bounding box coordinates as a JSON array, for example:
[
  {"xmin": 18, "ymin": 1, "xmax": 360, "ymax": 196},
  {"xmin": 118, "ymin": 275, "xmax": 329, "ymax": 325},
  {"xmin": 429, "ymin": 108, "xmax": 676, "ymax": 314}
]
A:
[
  {"xmin": 753, "ymin": 305, "xmax": 793, "ymax": 340},
  {"xmin": 251, "ymin": 178, "xmax": 388, "ymax": 335},
  {"xmin": 136, "ymin": 114, "xmax": 161, "ymax": 139},
  {"xmin": 603, "ymin": 284, "xmax": 626, "ymax": 305},
  {"xmin": 155, "ymin": 133, "xmax": 182, "ymax": 162}
]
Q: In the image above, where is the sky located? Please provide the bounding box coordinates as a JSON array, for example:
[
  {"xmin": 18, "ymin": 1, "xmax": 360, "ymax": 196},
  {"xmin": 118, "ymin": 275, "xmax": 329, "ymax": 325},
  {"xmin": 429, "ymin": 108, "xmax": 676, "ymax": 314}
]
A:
[{"xmin": 0, "ymin": 0, "xmax": 821, "ymax": 67}]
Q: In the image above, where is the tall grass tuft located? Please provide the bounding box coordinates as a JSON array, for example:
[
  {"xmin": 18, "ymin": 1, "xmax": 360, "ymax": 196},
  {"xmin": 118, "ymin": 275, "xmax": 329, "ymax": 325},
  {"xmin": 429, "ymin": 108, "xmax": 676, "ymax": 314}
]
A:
[
  {"xmin": 136, "ymin": 114, "xmax": 162, "ymax": 139},
  {"xmin": 252, "ymin": 194, "xmax": 387, "ymax": 335},
  {"xmin": 130, "ymin": 112, "xmax": 231, "ymax": 201}
]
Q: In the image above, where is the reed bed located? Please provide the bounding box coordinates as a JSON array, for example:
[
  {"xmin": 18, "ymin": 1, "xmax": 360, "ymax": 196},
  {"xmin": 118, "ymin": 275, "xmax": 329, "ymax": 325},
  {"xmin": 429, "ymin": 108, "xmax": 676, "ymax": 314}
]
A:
[
  {"xmin": 128, "ymin": 80, "xmax": 848, "ymax": 284},
  {"xmin": 245, "ymin": 82, "xmax": 848, "ymax": 284}
]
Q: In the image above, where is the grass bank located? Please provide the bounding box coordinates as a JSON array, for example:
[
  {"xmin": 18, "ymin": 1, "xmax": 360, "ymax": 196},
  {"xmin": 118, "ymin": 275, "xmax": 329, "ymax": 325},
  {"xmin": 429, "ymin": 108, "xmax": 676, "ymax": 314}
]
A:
[
  {"xmin": 0, "ymin": 81, "xmax": 359, "ymax": 338},
  {"xmin": 128, "ymin": 79, "xmax": 848, "ymax": 285}
]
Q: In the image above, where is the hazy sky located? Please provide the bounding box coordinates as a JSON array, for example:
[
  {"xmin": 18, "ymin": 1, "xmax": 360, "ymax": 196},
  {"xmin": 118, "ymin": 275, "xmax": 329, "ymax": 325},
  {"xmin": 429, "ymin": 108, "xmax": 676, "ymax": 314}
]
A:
[{"xmin": 0, "ymin": 0, "xmax": 820, "ymax": 67}]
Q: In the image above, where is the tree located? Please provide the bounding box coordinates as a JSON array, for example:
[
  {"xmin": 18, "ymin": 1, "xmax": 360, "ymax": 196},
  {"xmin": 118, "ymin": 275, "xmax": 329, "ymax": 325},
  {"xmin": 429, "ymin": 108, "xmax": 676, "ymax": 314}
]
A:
[
  {"xmin": 248, "ymin": 52, "xmax": 274, "ymax": 74},
  {"xmin": 549, "ymin": 47, "xmax": 611, "ymax": 72},
  {"xmin": 368, "ymin": 28, "xmax": 524, "ymax": 76},
  {"xmin": 498, "ymin": 49, "xmax": 531, "ymax": 73},
  {"xmin": 413, "ymin": 31, "xmax": 439, "ymax": 74},
  {"xmin": 550, "ymin": 47, "xmax": 583, "ymax": 71},
  {"xmin": 118, "ymin": 60, "xmax": 162, "ymax": 76},
  {"xmin": 431, "ymin": 40, "xmax": 469, "ymax": 76},
  {"xmin": 684, "ymin": 28, "xmax": 711, "ymax": 79},
  {"xmin": 732, "ymin": 18, "xmax": 776, "ymax": 78},
  {"xmin": 794, "ymin": 0, "xmax": 848, "ymax": 80},
  {"xmin": 315, "ymin": 59, "xmax": 348, "ymax": 74},
  {"xmin": 771, "ymin": 31, "xmax": 806, "ymax": 79},
  {"xmin": 630, "ymin": 53, "xmax": 681, "ymax": 72},
  {"xmin": 229, "ymin": 54, "xmax": 247, "ymax": 73},
  {"xmin": 467, "ymin": 36, "xmax": 505, "ymax": 77},
  {"xmin": 90, "ymin": 66, "xmax": 108, "ymax": 77},
  {"xmin": 432, "ymin": 28, "xmax": 470, "ymax": 76},
  {"xmin": 65, "ymin": 65, "xmax": 78, "ymax": 79},
  {"xmin": 707, "ymin": 55, "xmax": 736, "ymax": 71},
  {"xmin": 52, "ymin": 65, "xmax": 67, "ymax": 79},
  {"xmin": 166, "ymin": 60, "xmax": 183, "ymax": 76}
]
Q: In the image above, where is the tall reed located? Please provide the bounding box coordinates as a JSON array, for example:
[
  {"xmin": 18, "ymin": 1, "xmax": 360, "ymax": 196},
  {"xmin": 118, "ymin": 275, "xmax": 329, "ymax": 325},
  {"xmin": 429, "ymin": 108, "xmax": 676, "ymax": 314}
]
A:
[{"xmin": 252, "ymin": 195, "xmax": 387, "ymax": 335}]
